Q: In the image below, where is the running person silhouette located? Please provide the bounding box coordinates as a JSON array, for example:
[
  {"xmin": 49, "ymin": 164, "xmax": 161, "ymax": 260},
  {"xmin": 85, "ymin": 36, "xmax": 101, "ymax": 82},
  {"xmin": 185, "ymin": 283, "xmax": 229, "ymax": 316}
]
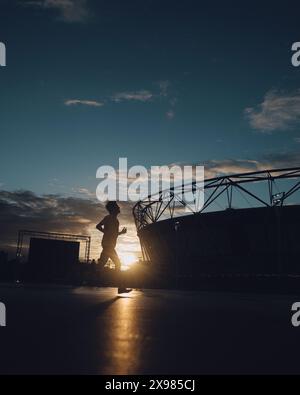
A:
[{"xmin": 96, "ymin": 201, "xmax": 132, "ymax": 294}]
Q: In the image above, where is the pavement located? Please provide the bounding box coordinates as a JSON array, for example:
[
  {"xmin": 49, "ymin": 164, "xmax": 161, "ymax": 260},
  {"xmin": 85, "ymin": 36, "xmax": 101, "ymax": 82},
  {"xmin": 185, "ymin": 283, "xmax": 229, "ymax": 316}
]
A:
[{"xmin": 0, "ymin": 284, "xmax": 300, "ymax": 374}]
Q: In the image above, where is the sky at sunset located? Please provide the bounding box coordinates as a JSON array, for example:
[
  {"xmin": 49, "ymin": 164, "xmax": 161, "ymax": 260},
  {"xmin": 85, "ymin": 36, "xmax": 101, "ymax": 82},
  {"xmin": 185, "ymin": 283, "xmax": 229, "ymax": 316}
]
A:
[{"xmin": 1, "ymin": 0, "xmax": 300, "ymax": 260}]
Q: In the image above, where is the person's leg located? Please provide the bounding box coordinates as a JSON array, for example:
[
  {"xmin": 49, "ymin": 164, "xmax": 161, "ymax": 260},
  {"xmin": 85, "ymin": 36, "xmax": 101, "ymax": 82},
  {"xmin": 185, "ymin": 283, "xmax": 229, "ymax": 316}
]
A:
[
  {"xmin": 98, "ymin": 249, "xmax": 109, "ymax": 268},
  {"xmin": 109, "ymin": 249, "xmax": 132, "ymax": 294},
  {"xmin": 109, "ymin": 249, "xmax": 121, "ymax": 272}
]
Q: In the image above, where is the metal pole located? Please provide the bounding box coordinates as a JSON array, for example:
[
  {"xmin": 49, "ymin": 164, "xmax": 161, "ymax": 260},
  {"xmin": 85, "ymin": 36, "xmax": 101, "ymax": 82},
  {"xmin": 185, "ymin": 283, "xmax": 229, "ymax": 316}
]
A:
[{"xmin": 174, "ymin": 221, "xmax": 180, "ymax": 288}]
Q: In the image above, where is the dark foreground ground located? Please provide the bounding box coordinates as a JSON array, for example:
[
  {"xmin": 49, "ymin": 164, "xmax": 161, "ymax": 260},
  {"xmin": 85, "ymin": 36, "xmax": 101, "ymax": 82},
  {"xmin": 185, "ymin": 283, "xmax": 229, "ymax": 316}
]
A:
[{"xmin": 0, "ymin": 284, "xmax": 300, "ymax": 374}]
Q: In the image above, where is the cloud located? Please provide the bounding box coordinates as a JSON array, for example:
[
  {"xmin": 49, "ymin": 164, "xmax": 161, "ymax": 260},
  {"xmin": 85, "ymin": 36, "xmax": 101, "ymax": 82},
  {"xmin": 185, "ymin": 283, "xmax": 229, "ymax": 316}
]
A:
[
  {"xmin": 158, "ymin": 80, "xmax": 171, "ymax": 97},
  {"xmin": 1, "ymin": 152, "xmax": 300, "ymax": 257},
  {"xmin": 169, "ymin": 97, "xmax": 178, "ymax": 107},
  {"xmin": 0, "ymin": 190, "xmax": 137, "ymax": 258},
  {"xmin": 203, "ymin": 152, "xmax": 300, "ymax": 178},
  {"xmin": 166, "ymin": 110, "xmax": 175, "ymax": 120},
  {"xmin": 256, "ymin": 151, "xmax": 300, "ymax": 170},
  {"xmin": 172, "ymin": 151, "xmax": 300, "ymax": 180},
  {"xmin": 64, "ymin": 91, "xmax": 154, "ymax": 109},
  {"xmin": 157, "ymin": 81, "xmax": 178, "ymax": 120},
  {"xmin": 23, "ymin": 0, "xmax": 90, "ymax": 23},
  {"xmin": 0, "ymin": 190, "xmax": 101, "ymax": 234},
  {"xmin": 245, "ymin": 90, "xmax": 300, "ymax": 132},
  {"xmin": 71, "ymin": 187, "xmax": 95, "ymax": 198},
  {"xmin": 111, "ymin": 90, "xmax": 154, "ymax": 103},
  {"xmin": 64, "ymin": 82, "xmax": 178, "ymax": 118},
  {"xmin": 65, "ymin": 99, "xmax": 104, "ymax": 107},
  {"xmin": 203, "ymin": 158, "xmax": 260, "ymax": 179}
]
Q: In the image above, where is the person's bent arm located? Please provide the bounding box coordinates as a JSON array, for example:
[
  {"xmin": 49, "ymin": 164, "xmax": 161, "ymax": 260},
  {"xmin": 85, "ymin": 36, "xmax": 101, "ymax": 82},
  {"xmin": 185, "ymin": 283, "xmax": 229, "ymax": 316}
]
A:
[{"xmin": 96, "ymin": 219, "xmax": 105, "ymax": 233}]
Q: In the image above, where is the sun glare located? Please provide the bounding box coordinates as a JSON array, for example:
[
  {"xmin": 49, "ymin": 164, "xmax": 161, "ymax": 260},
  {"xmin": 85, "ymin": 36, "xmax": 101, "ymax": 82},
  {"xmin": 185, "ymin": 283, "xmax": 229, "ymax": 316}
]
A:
[{"xmin": 120, "ymin": 254, "xmax": 137, "ymax": 271}]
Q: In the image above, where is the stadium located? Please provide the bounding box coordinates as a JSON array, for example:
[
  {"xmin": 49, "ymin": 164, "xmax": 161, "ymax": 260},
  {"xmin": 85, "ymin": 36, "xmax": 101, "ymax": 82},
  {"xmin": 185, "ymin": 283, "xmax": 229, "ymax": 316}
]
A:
[{"xmin": 133, "ymin": 167, "xmax": 300, "ymax": 287}]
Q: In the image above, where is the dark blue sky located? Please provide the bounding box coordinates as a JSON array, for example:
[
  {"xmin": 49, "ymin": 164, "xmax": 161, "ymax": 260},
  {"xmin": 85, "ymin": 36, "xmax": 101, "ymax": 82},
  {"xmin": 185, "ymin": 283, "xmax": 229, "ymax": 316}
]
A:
[{"xmin": 1, "ymin": 0, "xmax": 300, "ymax": 196}]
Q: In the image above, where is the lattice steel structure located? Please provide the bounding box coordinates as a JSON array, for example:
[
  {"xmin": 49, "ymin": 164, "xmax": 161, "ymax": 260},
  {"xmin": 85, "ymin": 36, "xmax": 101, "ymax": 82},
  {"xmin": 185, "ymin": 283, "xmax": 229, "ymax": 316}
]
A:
[
  {"xmin": 16, "ymin": 230, "xmax": 91, "ymax": 263},
  {"xmin": 133, "ymin": 167, "xmax": 300, "ymax": 230},
  {"xmin": 133, "ymin": 167, "xmax": 300, "ymax": 262}
]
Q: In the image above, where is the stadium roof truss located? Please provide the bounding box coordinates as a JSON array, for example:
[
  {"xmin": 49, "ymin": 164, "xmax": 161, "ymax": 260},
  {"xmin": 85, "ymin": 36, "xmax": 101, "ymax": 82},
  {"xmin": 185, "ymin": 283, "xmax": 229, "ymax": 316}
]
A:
[{"xmin": 133, "ymin": 167, "xmax": 300, "ymax": 232}]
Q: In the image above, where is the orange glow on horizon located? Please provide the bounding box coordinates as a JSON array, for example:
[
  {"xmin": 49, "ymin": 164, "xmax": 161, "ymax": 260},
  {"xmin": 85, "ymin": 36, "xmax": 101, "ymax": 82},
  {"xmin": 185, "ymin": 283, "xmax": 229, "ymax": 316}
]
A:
[{"xmin": 119, "ymin": 253, "xmax": 137, "ymax": 271}]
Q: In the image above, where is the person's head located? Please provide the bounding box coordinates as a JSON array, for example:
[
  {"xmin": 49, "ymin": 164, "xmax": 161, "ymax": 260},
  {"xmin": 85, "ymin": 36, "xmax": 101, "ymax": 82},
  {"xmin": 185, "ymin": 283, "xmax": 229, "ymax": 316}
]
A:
[{"xmin": 105, "ymin": 201, "xmax": 120, "ymax": 215}]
